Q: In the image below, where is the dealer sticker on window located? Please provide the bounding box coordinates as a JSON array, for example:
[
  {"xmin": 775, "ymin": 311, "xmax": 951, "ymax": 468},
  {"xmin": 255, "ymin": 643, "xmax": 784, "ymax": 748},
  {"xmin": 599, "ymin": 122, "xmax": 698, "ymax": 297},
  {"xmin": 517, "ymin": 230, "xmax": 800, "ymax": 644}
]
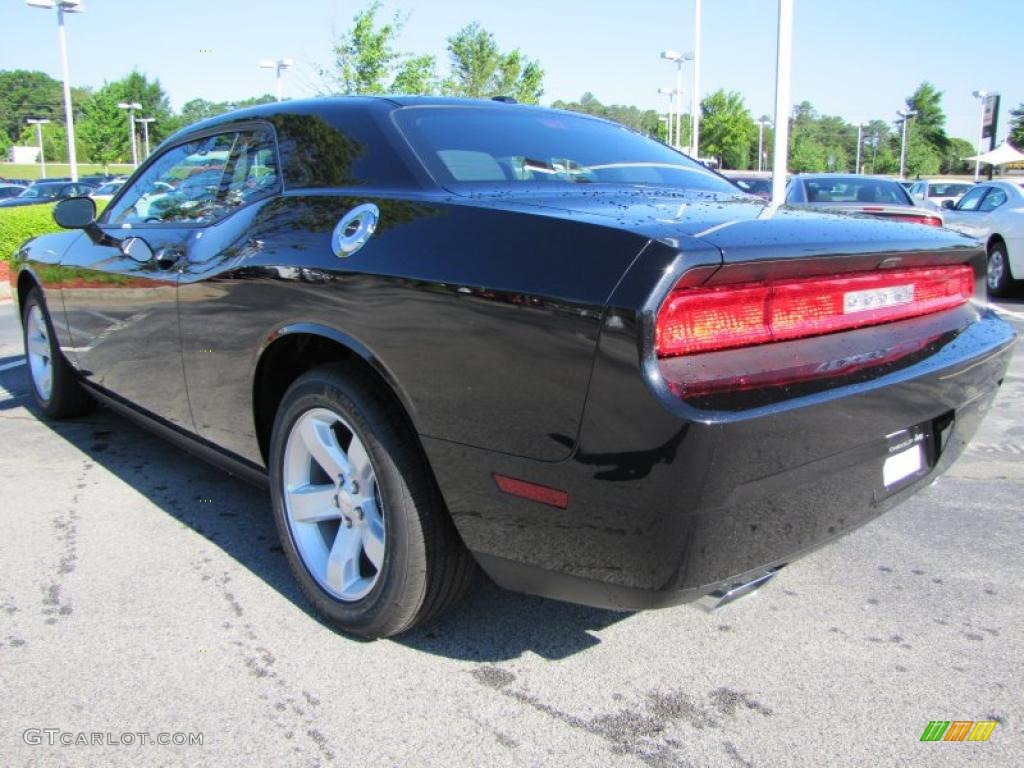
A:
[{"xmin": 883, "ymin": 428, "xmax": 926, "ymax": 487}]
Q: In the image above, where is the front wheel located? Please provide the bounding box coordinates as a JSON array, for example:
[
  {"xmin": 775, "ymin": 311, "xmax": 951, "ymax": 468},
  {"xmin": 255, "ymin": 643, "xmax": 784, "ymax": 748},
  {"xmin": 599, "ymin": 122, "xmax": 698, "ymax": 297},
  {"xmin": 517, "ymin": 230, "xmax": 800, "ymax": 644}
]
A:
[
  {"xmin": 22, "ymin": 288, "xmax": 94, "ymax": 419},
  {"xmin": 986, "ymin": 242, "xmax": 1014, "ymax": 297},
  {"xmin": 268, "ymin": 363, "xmax": 475, "ymax": 638}
]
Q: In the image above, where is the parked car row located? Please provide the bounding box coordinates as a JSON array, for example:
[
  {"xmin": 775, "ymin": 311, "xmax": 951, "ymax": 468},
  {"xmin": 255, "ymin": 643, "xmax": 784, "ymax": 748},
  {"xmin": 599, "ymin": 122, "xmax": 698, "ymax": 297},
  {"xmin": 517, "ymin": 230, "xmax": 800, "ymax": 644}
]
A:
[{"xmin": 722, "ymin": 171, "xmax": 1022, "ymax": 296}]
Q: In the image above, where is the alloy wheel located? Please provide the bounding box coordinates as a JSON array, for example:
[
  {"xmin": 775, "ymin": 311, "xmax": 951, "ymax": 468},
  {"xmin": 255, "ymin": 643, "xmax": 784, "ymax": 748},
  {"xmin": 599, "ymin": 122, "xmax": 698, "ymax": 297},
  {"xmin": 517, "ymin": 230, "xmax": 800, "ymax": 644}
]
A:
[
  {"xmin": 282, "ymin": 407, "xmax": 386, "ymax": 602},
  {"xmin": 25, "ymin": 304, "xmax": 53, "ymax": 401}
]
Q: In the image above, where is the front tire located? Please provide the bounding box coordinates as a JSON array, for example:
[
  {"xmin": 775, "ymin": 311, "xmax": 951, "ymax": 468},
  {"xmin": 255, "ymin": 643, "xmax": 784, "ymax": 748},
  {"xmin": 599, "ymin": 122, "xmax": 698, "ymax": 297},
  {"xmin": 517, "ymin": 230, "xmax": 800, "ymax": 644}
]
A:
[
  {"xmin": 22, "ymin": 288, "xmax": 94, "ymax": 419},
  {"xmin": 268, "ymin": 363, "xmax": 475, "ymax": 638},
  {"xmin": 986, "ymin": 242, "xmax": 1014, "ymax": 297}
]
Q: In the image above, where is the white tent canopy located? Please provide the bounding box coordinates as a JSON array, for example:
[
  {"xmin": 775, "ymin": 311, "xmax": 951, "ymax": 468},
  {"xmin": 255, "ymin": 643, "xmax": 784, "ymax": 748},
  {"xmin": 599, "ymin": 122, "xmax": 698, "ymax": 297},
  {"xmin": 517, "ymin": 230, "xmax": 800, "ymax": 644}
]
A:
[{"xmin": 965, "ymin": 142, "xmax": 1024, "ymax": 166}]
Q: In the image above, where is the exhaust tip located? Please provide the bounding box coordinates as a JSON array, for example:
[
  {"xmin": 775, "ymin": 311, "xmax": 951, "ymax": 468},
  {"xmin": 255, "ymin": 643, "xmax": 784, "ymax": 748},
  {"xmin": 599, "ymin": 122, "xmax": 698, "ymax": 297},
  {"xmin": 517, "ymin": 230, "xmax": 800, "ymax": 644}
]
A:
[{"xmin": 696, "ymin": 567, "xmax": 782, "ymax": 612}]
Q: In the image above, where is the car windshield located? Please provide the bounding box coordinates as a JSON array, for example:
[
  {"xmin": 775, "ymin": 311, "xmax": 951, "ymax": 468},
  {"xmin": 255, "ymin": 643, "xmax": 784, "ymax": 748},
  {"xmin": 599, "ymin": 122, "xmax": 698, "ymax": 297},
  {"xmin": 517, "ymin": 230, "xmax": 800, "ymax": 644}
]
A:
[
  {"xmin": 394, "ymin": 106, "xmax": 735, "ymax": 192},
  {"xmin": 804, "ymin": 178, "xmax": 911, "ymax": 205},
  {"xmin": 19, "ymin": 184, "xmax": 62, "ymax": 200},
  {"xmin": 928, "ymin": 183, "xmax": 971, "ymax": 198},
  {"xmin": 734, "ymin": 178, "xmax": 771, "ymax": 195}
]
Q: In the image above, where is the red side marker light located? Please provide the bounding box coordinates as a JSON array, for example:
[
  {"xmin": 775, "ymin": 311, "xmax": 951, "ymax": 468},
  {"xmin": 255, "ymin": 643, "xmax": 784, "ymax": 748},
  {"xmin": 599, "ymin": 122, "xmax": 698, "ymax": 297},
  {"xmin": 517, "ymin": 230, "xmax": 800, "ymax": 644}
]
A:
[{"xmin": 493, "ymin": 473, "xmax": 569, "ymax": 509}]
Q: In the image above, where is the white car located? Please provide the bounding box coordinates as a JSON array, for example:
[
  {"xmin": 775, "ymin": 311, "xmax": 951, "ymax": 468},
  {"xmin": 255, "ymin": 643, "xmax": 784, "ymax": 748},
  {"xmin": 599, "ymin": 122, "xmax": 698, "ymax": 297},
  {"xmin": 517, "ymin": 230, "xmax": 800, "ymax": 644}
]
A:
[
  {"xmin": 908, "ymin": 179, "xmax": 974, "ymax": 211},
  {"xmin": 941, "ymin": 180, "xmax": 1024, "ymax": 296}
]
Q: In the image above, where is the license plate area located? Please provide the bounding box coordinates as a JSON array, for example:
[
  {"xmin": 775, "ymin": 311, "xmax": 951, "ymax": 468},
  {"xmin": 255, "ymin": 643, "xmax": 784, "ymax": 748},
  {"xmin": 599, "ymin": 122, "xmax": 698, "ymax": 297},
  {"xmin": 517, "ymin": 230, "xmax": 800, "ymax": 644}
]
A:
[{"xmin": 876, "ymin": 413, "xmax": 951, "ymax": 498}]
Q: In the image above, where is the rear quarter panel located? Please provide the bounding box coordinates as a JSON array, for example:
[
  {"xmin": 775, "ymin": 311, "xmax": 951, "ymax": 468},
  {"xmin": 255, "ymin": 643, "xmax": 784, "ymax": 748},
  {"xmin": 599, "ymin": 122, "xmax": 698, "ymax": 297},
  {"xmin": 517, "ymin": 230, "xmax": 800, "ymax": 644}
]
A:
[{"xmin": 177, "ymin": 193, "xmax": 650, "ymax": 464}]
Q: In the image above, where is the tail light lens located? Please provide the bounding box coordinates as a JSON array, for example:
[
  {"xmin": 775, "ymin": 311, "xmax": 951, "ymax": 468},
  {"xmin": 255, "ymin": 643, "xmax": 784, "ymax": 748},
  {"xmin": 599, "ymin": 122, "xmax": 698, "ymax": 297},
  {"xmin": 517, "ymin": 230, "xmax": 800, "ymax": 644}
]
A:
[{"xmin": 656, "ymin": 265, "xmax": 973, "ymax": 358}]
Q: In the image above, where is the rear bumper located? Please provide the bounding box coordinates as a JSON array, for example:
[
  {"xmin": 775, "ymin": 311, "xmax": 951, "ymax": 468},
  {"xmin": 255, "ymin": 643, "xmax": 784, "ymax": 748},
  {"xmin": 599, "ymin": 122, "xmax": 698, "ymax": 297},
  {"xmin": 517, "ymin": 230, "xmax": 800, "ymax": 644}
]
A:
[{"xmin": 424, "ymin": 309, "xmax": 1016, "ymax": 611}]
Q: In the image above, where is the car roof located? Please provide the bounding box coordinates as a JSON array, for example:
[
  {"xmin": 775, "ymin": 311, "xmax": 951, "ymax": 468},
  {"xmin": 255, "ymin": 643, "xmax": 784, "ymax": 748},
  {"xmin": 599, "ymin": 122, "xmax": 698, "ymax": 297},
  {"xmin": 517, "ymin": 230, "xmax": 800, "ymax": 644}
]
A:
[{"xmin": 162, "ymin": 95, "xmax": 610, "ymax": 149}]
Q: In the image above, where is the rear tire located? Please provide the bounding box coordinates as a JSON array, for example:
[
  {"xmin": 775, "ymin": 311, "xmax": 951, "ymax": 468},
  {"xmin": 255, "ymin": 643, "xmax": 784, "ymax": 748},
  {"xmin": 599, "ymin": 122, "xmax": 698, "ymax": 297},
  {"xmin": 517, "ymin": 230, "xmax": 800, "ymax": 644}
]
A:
[
  {"xmin": 268, "ymin": 363, "xmax": 475, "ymax": 638},
  {"xmin": 986, "ymin": 241, "xmax": 1014, "ymax": 297},
  {"xmin": 22, "ymin": 288, "xmax": 94, "ymax": 419}
]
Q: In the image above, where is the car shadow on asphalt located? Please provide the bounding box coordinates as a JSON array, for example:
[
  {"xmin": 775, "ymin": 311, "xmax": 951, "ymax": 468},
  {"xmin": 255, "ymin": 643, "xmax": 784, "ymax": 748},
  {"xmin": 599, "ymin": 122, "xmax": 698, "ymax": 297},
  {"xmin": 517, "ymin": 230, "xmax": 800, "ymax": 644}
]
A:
[{"xmin": 2, "ymin": 366, "xmax": 631, "ymax": 660}]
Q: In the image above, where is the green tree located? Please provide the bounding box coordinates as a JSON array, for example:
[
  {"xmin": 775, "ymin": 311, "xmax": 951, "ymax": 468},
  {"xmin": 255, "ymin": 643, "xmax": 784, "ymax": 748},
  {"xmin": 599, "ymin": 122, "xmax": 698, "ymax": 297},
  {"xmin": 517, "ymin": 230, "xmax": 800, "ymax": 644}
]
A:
[
  {"xmin": 328, "ymin": 1, "xmax": 402, "ymax": 95},
  {"xmin": 905, "ymin": 81, "xmax": 948, "ymax": 154},
  {"xmin": 942, "ymin": 137, "xmax": 976, "ymax": 174},
  {"xmin": 0, "ymin": 70, "xmax": 62, "ymax": 143},
  {"xmin": 1009, "ymin": 103, "xmax": 1024, "ymax": 148},
  {"xmin": 445, "ymin": 23, "xmax": 499, "ymax": 98},
  {"xmin": 444, "ymin": 23, "xmax": 543, "ymax": 102},
  {"xmin": 699, "ymin": 89, "xmax": 755, "ymax": 169},
  {"xmin": 391, "ymin": 54, "xmax": 438, "ymax": 95},
  {"xmin": 790, "ymin": 133, "xmax": 827, "ymax": 172},
  {"xmin": 905, "ymin": 127, "xmax": 940, "ymax": 178},
  {"xmin": 16, "ymin": 121, "xmax": 68, "ymax": 163},
  {"xmin": 77, "ymin": 70, "xmax": 174, "ymax": 165}
]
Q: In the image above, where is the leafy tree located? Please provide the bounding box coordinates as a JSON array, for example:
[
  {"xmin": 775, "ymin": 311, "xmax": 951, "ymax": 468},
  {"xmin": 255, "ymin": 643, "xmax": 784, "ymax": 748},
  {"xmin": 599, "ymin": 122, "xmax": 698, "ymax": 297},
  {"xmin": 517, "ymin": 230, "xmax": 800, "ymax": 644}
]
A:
[
  {"xmin": 905, "ymin": 125, "xmax": 940, "ymax": 178},
  {"xmin": 905, "ymin": 81, "xmax": 948, "ymax": 153},
  {"xmin": 789, "ymin": 133, "xmax": 827, "ymax": 172},
  {"xmin": 1009, "ymin": 103, "xmax": 1024, "ymax": 148},
  {"xmin": 698, "ymin": 90, "xmax": 755, "ymax": 169},
  {"xmin": 78, "ymin": 70, "xmax": 174, "ymax": 165},
  {"xmin": 444, "ymin": 23, "xmax": 544, "ymax": 102},
  {"xmin": 328, "ymin": 1, "xmax": 402, "ymax": 95},
  {"xmin": 391, "ymin": 55, "xmax": 438, "ymax": 95},
  {"xmin": 942, "ymin": 137, "xmax": 976, "ymax": 175},
  {"xmin": 0, "ymin": 70, "xmax": 63, "ymax": 143},
  {"xmin": 180, "ymin": 98, "xmax": 224, "ymax": 125}
]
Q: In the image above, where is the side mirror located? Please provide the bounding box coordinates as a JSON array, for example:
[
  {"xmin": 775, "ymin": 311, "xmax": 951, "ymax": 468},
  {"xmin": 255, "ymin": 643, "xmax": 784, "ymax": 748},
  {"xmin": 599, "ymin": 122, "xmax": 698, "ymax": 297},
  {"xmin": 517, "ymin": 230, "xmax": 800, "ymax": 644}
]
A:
[
  {"xmin": 53, "ymin": 196, "xmax": 97, "ymax": 229},
  {"xmin": 121, "ymin": 236, "xmax": 154, "ymax": 263},
  {"xmin": 941, "ymin": 199, "xmax": 955, "ymax": 210}
]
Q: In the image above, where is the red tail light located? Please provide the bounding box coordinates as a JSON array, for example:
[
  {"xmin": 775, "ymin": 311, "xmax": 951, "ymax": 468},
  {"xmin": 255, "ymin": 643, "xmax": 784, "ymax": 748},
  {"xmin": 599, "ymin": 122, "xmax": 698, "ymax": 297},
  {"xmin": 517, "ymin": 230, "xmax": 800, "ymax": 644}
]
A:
[
  {"xmin": 895, "ymin": 214, "xmax": 943, "ymax": 227},
  {"xmin": 656, "ymin": 265, "xmax": 974, "ymax": 358}
]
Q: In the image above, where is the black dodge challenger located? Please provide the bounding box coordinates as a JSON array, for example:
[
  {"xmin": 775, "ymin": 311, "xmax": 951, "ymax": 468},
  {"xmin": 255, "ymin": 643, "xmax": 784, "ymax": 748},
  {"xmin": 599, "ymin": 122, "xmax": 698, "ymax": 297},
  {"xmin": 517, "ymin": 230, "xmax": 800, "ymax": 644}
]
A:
[{"xmin": 10, "ymin": 97, "xmax": 1016, "ymax": 638}]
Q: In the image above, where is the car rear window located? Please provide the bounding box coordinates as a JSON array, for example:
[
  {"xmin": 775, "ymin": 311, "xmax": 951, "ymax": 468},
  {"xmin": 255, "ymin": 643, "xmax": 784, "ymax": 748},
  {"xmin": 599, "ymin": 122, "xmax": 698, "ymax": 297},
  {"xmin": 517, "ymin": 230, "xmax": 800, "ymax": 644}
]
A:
[
  {"xmin": 805, "ymin": 178, "xmax": 911, "ymax": 204},
  {"xmin": 394, "ymin": 106, "xmax": 735, "ymax": 192},
  {"xmin": 928, "ymin": 183, "xmax": 971, "ymax": 197}
]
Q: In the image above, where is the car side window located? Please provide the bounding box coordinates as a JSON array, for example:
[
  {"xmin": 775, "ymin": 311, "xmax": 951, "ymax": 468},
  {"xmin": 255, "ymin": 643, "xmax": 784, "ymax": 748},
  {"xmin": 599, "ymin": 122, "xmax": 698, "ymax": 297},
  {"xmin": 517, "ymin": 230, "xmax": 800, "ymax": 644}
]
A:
[
  {"xmin": 221, "ymin": 130, "xmax": 280, "ymax": 212},
  {"xmin": 978, "ymin": 188, "xmax": 1007, "ymax": 212},
  {"xmin": 102, "ymin": 128, "xmax": 279, "ymax": 228},
  {"xmin": 955, "ymin": 186, "xmax": 988, "ymax": 212}
]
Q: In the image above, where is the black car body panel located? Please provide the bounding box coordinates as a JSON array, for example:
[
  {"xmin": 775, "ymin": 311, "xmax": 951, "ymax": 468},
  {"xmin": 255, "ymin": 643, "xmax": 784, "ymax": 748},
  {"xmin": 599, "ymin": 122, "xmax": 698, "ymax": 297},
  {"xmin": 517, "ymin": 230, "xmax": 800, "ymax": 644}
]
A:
[{"xmin": 10, "ymin": 97, "xmax": 1016, "ymax": 612}]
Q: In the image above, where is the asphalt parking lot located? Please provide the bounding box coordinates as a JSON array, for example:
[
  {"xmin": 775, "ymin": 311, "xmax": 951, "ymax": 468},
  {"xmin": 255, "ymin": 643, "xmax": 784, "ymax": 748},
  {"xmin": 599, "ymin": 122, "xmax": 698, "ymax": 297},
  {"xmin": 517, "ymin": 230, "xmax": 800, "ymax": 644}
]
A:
[{"xmin": 0, "ymin": 291, "xmax": 1021, "ymax": 767}]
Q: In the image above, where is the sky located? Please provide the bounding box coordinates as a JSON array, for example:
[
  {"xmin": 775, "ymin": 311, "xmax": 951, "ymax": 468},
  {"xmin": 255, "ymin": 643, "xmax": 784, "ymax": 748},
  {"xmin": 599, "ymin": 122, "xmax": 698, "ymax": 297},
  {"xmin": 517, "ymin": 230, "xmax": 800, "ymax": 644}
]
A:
[{"xmin": 2, "ymin": 0, "xmax": 1022, "ymax": 144}]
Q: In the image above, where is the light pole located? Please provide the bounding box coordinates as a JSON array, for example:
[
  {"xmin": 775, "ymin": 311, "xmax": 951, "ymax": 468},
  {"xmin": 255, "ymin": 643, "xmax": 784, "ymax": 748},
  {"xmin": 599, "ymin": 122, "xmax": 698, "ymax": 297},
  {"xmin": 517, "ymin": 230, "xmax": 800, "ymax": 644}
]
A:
[
  {"xmin": 897, "ymin": 109, "xmax": 917, "ymax": 180},
  {"xmin": 691, "ymin": 0, "xmax": 702, "ymax": 157},
  {"xmin": 26, "ymin": 118, "xmax": 51, "ymax": 178},
  {"xmin": 756, "ymin": 118, "xmax": 771, "ymax": 172},
  {"xmin": 117, "ymin": 102, "xmax": 142, "ymax": 168},
  {"xmin": 260, "ymin": 58, "xmax": 293, "ymax": 102},
  {"xmin": 26, "ymin": 0, "xmax": 83, "ymax": 182},
  {"xmin": 854, "ymin": 122, "xmax": 864, "ymax": 174},
  {"xmin": 770, "ymin": 0, "xmax": 794, "ymax": 204},
  {"xmin": 658, "ymin": 87, "xmax": 675, "ymax": 147},
  {"xmin": 660, "ymin": 51, "xmax": 693, "ymax": 150},
  {"xmin": 972, "ymin": 90, "xmax": 988, "ymax": 182},
  {"xmin": 136, "ymin": 117, "xmax": 156, "ymax": 158}
]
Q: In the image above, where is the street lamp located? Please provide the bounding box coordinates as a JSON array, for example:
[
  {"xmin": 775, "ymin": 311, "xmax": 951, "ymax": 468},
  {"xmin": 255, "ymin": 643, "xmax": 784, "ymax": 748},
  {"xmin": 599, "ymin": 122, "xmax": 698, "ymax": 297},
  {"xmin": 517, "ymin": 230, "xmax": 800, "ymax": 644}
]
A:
[
  {"xmin": 117, "ymin": 102, "xmax": 142, "ymax": 167},
  {"xmin": 657, "ymin": 87, "xmax": 675, "ymax": 146},
  {"xmin": 26, "ymin": 118, "xmax": 51, "ymax": 178},
  {"xmin": 260, "ymin": 58, "xmax": 293, "ymax": 102},
  {"xmin": 26, "ymin": 0, "xmax": 84, "ymax": 182},
  {"xmin": 691, "ymin": 0, "xmax": 703, "ymax": 158},
  {"xmin": 660, "ymin": 50, "xmax": 693, "ymax": 151},
  {"xmin": 136, "ymin": 117, "xmax": 156, "ymax": 159},
  {"xmin": 854, "ymin": 122, "xmax": 865, "ymax": 174},
  {"xmin": 756, "ymin": 117, "xmax": 771, "ymax": 172},
  {"xmin": 897, "ymin": 109, "xmax": 917, "ymax": 180}
]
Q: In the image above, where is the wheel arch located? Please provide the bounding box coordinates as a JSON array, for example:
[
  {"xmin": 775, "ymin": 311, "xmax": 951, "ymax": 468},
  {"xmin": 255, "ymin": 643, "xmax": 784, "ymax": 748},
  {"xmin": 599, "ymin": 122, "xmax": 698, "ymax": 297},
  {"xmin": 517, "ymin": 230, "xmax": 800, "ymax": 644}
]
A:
[
  {"xmin": 16, "ymin": 266, "xmax": 43, "ymax": 318},
  {"xmin": 987, "ymin": 234, "xmax": 1013, "ymax": 279},
  {"xmin": 251, "ymin": 323, "xmax": 421, "ymax": 466}
]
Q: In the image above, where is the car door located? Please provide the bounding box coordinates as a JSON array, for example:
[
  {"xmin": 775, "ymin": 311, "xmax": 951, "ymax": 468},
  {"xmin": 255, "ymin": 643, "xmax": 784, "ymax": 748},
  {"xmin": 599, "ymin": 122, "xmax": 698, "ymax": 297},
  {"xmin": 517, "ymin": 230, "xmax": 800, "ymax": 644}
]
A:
[
  {"xmin": 942, "ymin": 184, "xmax": 991, "ymax": 238},
  {"xmin": 59, "ymin": 132, "xmax": 239, "ymax": 430},
  {"xmin": 176, "ymin": 127, "xmax": 283, "ymax": 456}
]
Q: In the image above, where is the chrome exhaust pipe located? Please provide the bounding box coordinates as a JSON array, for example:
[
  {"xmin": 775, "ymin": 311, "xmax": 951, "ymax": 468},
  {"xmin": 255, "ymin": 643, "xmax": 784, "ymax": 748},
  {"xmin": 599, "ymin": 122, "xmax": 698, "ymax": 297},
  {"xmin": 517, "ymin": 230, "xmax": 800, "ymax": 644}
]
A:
[{"xmin": 696, "ymin": 567, "xmax": 782, "ymax": 612}]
